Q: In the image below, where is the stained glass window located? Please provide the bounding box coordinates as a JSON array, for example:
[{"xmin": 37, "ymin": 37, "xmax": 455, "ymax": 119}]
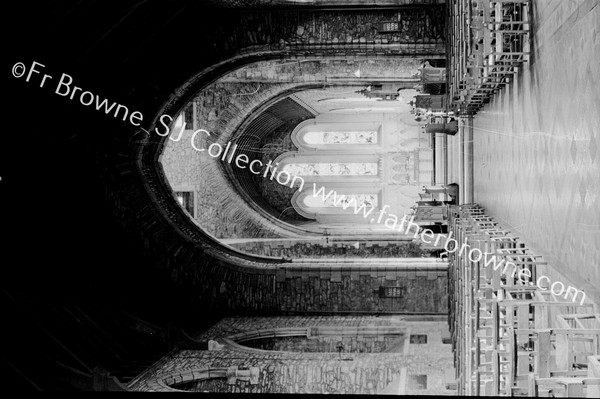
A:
[
  {"xmin": 303, "ymin": 131, "xmax": 377, "ymax": 145},
  {"xmin": 283, "ymin": 163, "xmax": 377, "ymax": 176},
  {"xmin": 303, "ymin": 194, "xmax": 378, "ymax": 208}
]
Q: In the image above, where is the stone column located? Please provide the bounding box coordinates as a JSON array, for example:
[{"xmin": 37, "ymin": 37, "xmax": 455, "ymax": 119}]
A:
[
  {"xmin": 434, "ymin": 133, "xmax": 446, "ymax": 187},
  {"xmin": 442, "ymin": 133, "xmax": 448, "ymax": 186},
  {"xmin": 463, "ymin": 116, "xmax": 474, "ymax": 203},
  {"xmin": 458, "ymin": 120, "xmax": 465, "ymax": 204}
]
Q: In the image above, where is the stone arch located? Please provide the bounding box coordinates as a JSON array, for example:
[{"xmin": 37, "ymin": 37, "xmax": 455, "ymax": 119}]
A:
[
  {"xmin": 152, "ymin": 55, "xmax": 414, "ymax": 244},
  {"xmin": 221, "ymin": 325, "xmax": 406, "ymax": 354},
  {"xmin": 145, "ymin": 368, "xmax": 228, "ymax": 392},
  {"xmin": 125, "ymin": 5, "xmax": 446, "ymax": 309}
]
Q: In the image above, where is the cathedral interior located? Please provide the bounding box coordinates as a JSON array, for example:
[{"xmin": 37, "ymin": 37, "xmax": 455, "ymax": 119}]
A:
[{"xmin": 3, "ymin": 0, "xmax": 599, "ymax": 395}]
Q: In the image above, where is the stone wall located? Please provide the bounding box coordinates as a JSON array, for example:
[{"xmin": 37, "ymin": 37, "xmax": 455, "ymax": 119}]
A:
[
  {"xmin": 228, "ymin": 239, "xmax": 432, "ymax": 258},
  {"xmin": 208, "ymin": 7, "xmax": 446, "ymax": 55},
  {"xmin": 275, "ymin": 267, "xmax": 447, "ymax": 313},
  {"xmin": 129, "ymin": 316, "xmax": 456, "ymax": 395},
  {"xmin": 162, "ymin": 82, "xmax": 305, "ymax": 238},
  {"xmin": 211, "ymin": 0, "xmax": 445, "ymax": 7},
  {"xmin": 221, "ymin": 58, "xmax": 424, "ymax": 83},
  {"xmin": 173, "ymin": 253, "xmax": 447, "ymax": 314},
  {"xmin": 284, "ymin": 8, "xmax": 446, "ymax": 46}
]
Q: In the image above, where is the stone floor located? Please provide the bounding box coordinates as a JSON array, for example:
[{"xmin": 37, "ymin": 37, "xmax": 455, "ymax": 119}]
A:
[{"xmin": 469, "ymin": 0, "xmax": 600, "ymax": 304}]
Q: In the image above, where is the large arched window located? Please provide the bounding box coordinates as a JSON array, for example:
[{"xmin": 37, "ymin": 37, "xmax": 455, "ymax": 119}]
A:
[
  {"xmin": 292, "ymin": 186, "xmax": 382, "ymax": 221},
  {"xmin": 303, "ymin": 194, "xmax": 379, "ymax": 208},
  {"xmin": 291, "ymin": 119, "xmax": 382, "ymax": 151},
  {"xmin": 303, "ymin": 131, "xmax": 378, "ymax": 145}
]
